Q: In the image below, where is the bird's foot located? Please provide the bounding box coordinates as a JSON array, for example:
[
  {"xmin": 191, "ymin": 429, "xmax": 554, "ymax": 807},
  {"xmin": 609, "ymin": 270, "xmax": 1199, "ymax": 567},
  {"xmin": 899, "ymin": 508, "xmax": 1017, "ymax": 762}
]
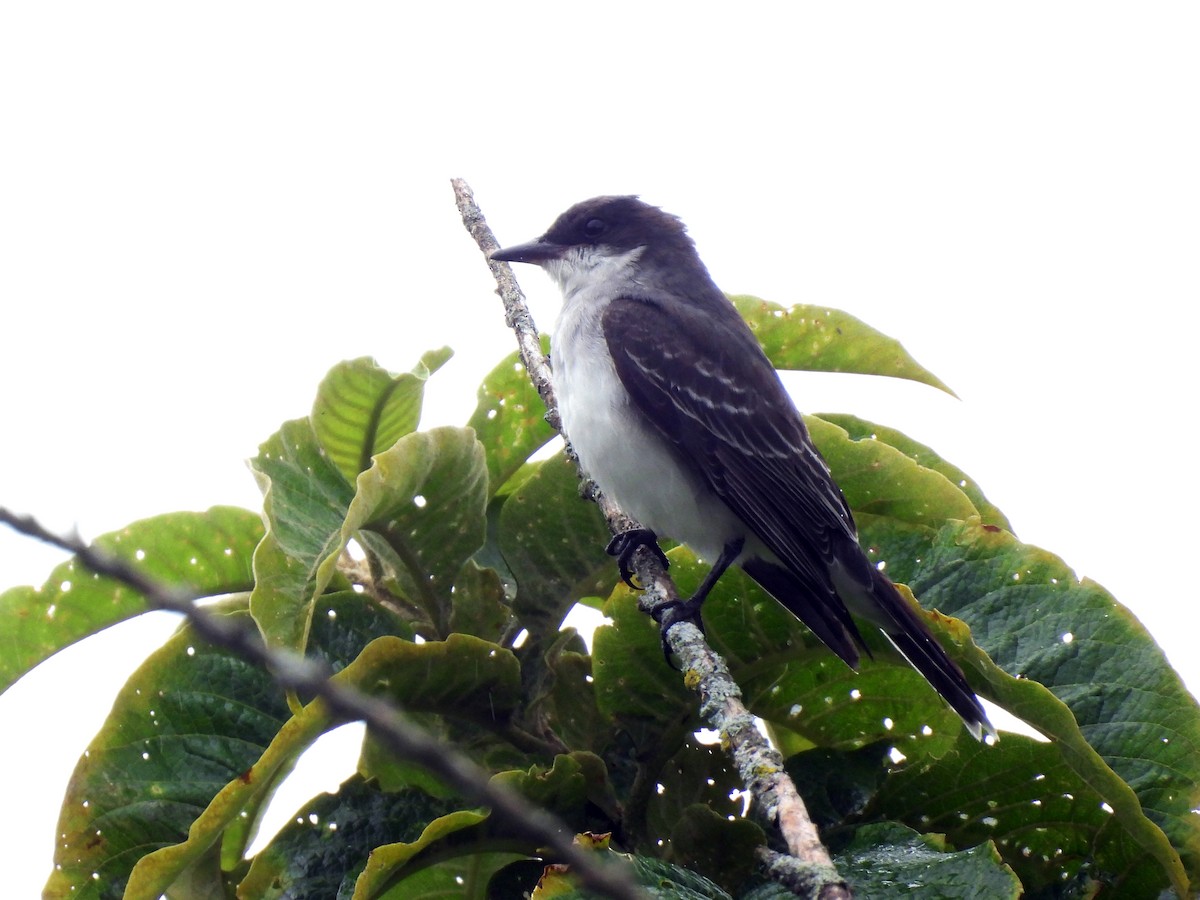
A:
[
  {"xmin": 651, "ymin": 596, "xmax": 706, "ymax": 667},
  {"xmin": 606, "ymin": 528, "xmax": 669, "ymax": 589}
]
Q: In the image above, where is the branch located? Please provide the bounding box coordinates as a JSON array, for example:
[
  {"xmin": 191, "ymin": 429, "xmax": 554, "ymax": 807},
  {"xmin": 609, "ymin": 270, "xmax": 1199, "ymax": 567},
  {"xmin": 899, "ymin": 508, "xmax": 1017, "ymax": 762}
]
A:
[
  {"xmin": 453, "ymin": 178, "xmax": 852, "ymax": 900},
  {"xmin": 0, "ymin": 508, "xmax": 645, "ymax": 900}
]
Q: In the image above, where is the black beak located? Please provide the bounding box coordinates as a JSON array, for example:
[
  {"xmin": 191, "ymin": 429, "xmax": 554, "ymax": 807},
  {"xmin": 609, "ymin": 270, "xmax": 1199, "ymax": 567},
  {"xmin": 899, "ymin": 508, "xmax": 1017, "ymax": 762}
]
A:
[{"xmin": 489, "ymin": 238, "xmax": 565, "ymax": 265}]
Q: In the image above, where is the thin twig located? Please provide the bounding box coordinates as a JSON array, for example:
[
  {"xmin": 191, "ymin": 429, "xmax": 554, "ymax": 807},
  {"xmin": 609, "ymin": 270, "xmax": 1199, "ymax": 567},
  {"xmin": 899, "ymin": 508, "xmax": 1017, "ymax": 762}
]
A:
[
  {"xmin": 453, "ymin": 178, "xmax": 852, "ymax": 900},
  {"xmin": 0, "ymin": 507, "xmax": 646, "ymax": 900}
]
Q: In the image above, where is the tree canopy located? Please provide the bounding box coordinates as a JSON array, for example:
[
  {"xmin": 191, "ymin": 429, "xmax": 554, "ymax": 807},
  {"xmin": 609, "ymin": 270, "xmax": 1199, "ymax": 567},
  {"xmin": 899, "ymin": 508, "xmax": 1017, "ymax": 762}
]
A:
[{"xmin": 3, "ymin": 298, "xmax": 1197, "ymax": 899}]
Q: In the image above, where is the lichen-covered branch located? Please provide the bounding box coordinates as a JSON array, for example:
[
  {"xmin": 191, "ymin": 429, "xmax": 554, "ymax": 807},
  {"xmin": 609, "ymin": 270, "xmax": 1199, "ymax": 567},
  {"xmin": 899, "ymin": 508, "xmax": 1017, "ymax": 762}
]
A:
[{"xmin": 0, "ymin": 507, "xmax": 645, "ymax": 900}]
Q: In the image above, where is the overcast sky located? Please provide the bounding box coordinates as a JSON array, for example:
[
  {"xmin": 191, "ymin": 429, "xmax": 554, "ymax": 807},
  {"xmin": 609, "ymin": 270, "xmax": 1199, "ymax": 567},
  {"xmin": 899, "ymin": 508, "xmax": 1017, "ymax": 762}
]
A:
[{"xmin": 2, "ymin": 3, "xmax": 1197, "ymax": 894}]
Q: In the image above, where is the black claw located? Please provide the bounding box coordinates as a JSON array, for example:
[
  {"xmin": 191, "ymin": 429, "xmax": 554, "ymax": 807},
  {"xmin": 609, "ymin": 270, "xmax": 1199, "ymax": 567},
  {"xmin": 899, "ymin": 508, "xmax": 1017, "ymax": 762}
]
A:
[
  {"xmin": 606, "ymin": 528, "xmax": 669, "ymax": 589},
  {"xmin": 652, "ymin": 598, "xmax": 706, "ymax": 667}
]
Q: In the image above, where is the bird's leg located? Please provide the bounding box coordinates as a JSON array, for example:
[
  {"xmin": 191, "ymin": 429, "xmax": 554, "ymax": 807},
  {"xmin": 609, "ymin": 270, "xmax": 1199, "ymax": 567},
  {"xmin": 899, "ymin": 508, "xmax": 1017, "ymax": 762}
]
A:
[
  {"xmin": 653, "ymin": 537, "xmax": 744, "ymax": 662},
  {"xmin": 606, "ymin": 528, "xmax": 670, "ymax": 588}
]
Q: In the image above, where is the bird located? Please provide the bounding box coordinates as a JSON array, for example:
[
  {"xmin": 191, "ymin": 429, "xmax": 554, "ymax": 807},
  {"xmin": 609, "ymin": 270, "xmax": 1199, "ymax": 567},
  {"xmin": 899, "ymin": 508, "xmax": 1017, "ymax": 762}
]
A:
[{"xmin": 490, "ymin": 195, "xmax": 991, "ymax": 739}]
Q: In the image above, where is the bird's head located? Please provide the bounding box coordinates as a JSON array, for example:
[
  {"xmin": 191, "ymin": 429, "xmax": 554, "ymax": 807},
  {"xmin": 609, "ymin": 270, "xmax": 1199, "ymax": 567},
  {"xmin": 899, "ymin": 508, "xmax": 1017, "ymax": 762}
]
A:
[{"xmin": 490, "ymin": 196, "xmax": 701, "ymax": 298}]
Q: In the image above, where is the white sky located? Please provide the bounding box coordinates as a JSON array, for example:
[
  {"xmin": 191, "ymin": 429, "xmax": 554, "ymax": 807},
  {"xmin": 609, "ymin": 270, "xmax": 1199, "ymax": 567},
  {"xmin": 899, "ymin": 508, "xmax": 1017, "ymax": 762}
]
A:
[{"xmin": 2, "ymin": 3, "xmax": 1198, "ymax": 894}]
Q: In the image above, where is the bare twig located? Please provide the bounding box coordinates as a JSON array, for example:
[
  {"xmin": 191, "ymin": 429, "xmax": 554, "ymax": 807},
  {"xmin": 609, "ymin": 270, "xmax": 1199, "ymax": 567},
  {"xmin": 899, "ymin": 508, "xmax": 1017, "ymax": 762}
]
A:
[
  {"xmin": 453, "ymin": 178, "xmax": 851, "ymax": 900},
  {"xmin": 0, "ymin": 507, "xmax": 645, "ymax": 900}
]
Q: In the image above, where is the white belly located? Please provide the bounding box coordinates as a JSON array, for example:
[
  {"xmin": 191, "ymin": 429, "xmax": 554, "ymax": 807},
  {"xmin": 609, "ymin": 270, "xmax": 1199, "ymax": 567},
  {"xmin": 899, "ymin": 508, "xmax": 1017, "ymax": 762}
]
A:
[{"xmin": 552, "ymin": 318, "xmax": 747, "ymax": 563}]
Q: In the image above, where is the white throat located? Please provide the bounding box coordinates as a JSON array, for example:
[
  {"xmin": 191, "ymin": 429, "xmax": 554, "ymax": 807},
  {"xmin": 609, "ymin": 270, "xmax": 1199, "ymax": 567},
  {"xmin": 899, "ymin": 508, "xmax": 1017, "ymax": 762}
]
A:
[
  {"xmin": 544, "ymin": 245, "xmax": 646, "ymax": 305},
  {"xmin": 544, "ymin": 240, "xmax": 748, "ymax": 563}
]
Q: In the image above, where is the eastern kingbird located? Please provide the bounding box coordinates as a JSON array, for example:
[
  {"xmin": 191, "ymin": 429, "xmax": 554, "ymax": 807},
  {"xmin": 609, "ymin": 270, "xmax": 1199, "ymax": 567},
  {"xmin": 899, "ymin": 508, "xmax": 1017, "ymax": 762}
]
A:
[{"xmin": 491, "ymin": 196, "xmax": 991, "ymax": 739}]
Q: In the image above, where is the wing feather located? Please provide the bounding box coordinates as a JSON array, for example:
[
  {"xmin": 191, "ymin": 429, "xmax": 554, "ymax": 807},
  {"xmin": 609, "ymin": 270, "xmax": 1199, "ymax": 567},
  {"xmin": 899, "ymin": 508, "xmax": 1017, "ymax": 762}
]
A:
[
  {"xmin": 602, "ymin": 296, "xmax": 855, "ymax": 562},
  {"xmin": 600, "ymin": 294, "xmax": 989, "ymax": 735},
  {"xmin": 601, "ymin": 296, "xmax": 865, "ymax": 646}
]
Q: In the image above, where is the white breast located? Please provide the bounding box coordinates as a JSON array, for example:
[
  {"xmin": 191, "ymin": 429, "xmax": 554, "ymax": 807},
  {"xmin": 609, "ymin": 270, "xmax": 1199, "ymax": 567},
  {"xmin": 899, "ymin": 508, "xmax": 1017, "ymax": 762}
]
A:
[{"xmin": 550, "ymin": 269, "xmax": 747, "ymax": 563}]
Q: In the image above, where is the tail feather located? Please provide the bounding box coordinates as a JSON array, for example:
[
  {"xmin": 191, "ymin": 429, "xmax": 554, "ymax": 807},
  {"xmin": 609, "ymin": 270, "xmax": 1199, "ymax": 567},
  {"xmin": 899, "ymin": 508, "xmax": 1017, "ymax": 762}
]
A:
[
  {"xmin": 741, "ymin": 558, "xmax": 869, "ymax": 672},
  {"xmin": 867, "ymin": 566, "xmax": 992, "ymax": 740},
  {"xmin": 742, "ymin": 557, "xmax": 992, "ymax": 740},
  {"xmin": 885, "ymin": 630, "xmax": 990, "ymax": 740}
]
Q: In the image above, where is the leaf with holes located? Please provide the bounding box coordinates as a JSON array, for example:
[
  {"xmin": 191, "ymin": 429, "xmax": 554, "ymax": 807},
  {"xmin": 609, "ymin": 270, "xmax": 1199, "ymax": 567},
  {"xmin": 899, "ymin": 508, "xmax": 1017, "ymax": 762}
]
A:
[
  {"xmin": 351, "ymin": 752, "xmax": 619, "ymax": 898},
  {"xmin": 114, "ymin": 632, "xmax": 521, "ymax": 897},
  {"xmin": 806, "ymin": 414, "xmax": 979, "ymax": 529},
  {"xmin": 236, "ymin": 777, "xmax": 480, "ymax": 899},
  {"xmin": 833, "ymin": 822, "xmax": 1020, "ymax": 899},
  {"xmin": 0, "ymin": 506, "xmax": 261, "ymax": 693},
  {"xmin": 888, "ymin": 519, "xmax": 1199, "ymax": 895},
  {"xmin": 45, "ymin": 603, "xmax": 294, "ymax": 900},
  {"xmin": 467, "ymin": 339, "xmax": 557, "ymax": 493},
  {"xmin": 338, "ymin": 427, "xmax": 489, "ymax": 638},
  {"xmin": 817, "ymin": 413, "xmax": 1011, "ymax": 531},
  {"xmin": 732, "ymin": 295, "xmax": 955, "ymax": 394},
  {"xmin": 499, "ymin": 450, "xmax": 613, "ymax": 642},
  {"xmin": 874, "ymin": 730, "xmax": 1178, "ymax": 898}
]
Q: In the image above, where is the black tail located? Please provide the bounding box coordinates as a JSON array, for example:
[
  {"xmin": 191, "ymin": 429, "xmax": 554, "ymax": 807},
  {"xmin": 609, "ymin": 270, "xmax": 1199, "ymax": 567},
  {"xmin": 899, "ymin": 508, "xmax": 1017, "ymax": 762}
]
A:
[
  {"xmin": 868, "ymin": 567, "xmax": 991, "ymax": 740},
  {"xmin": 741, "ymin": 558, "xmax": 870, "ymax": 671},
  {"xmin": 743, "ymin": 558, "xmax": 991, "ymax": 740}
]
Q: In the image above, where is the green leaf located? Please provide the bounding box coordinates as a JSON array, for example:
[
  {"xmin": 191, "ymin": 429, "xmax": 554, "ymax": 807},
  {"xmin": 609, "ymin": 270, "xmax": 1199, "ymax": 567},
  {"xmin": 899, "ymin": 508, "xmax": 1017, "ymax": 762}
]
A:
[
  {"xmin": 896, "ymin": 520, "xmax": 1199, "ymax": 894},
  {"xmin": 731, "ymin": 296, "xmax": 955, "ymax": 394},
  {"xmin": 448, "ymin": 560, "xmax": 515, "ymax": 642},
  {"xmin": 466, "ymin": 340, "xmax": 556, "ymax": 492},
  {"xmin": 379, "ymin": 852, "xmax": 523, "ymax": 899},
  {"xmin": 353, "ymin": 809, "xmax": 517, "ymax": 900},
  {"xmin": 118, "ymin": 632, "xmax": 522, "ymax": 897},
  {"xmin": 719, "ymin": 499, "xmax": 1193, "ymax": 896},
  {"xmin": 490, "ymin": 751, "xmax": 622, "ymax": 834},
  {"xmin": 337, "ymin": 632, "xmax": 522, "ymax": 731},
  {"xmin": 123, "ymin": 703, "xmax": 333, "ymax": 900},
  {"xmin": 784, "ymin": 742, "xmax": 894, "ymax": 833},
  {"xmin": 0, "ymin": 506, "xmax": 262, "ymax": 693},
  {"xmin": 341, "ymin": 427, "xmax": 490, "ymax": 638},
  {"xmin": 249, "ymin": 422, "xmax": 489, "ymax": 652},
  {"xmin": 162, "ymin": 840, "xmax": 227, "ymax": 900},
  {"xmin": 694, "ymin": 559, "xmax": 964, "ymax": 757},
  {"xmin": 306, "ymin": 590, "xmax": 417, "ymax": 675},
  {"xmin": 45, "ymin": 603, "xmax": 294, "ymax": 900},
  {"xmin": 875, "ymin": 730, "xmax": 1180, "ymax": 898},
  {"xmin": 806, "ymin": 414, "xmax": 979, "ymax": 529},
  {"xmin": 817, "ymin": 413, "xmax": 1011, "ymax": 531},
  {"xmin": 902, "ymin": 525, "xmax": 1195, "ymax": 883},
  {"xmin": 353, "ymin": 754, "xmax": 621, "ymax": 899},
  {"xmin": 531, "ymin": 637, "xmax": 612, "ymax": 760},
  {"xmin": 498, "ymin": 450, "xmax": 613, "ymax": 643},
  {"xmin": 357, "ymin": 724, "xmax": 458, "ymax": 799},
  {"xmin": 593, "ymin": 587, "xmax": 693, "ymax": 735},
  {"xmin": 648, "ymin": 740, "xmax": 745, "ymax": 839},
  {"xmin": 834, "ymin": 822, "xmax": 1020, "ymax": 899},
  {"xmin": 236, "ymin": 777, "xmax": 475, "ymax": 899},
  {"xmin": 249, "ymin": 418, "xmax": 356, "ymax": 653},
  {"xmin": 531, "ymin": 852, "xmax": 732, "ymax": 900},
  {"xmin": 664, "ymin": 804, "xmax": 764, "ymax": 896},
  {"xmin": 625, "ymin": 855, "xmax": 733, "ymax": 900},
  {"xmin": 312, "ymin": 350, "xmax": 452, "ymax": 485},
  {"xmin": 719, "ymin": 496, "xmax": 1194, "ymax": 896}
]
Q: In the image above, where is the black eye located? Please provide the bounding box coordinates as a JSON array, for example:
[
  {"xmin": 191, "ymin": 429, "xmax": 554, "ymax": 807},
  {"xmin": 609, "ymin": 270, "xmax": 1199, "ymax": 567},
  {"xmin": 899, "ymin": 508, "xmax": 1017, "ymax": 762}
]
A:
[{"xmin": 582, "ymin": 218, "xmax": 607, "ymax": 239}]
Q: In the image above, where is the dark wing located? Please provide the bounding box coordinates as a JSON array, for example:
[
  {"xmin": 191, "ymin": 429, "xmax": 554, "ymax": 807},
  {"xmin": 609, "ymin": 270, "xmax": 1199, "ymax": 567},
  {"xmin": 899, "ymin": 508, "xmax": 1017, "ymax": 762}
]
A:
[
  {"xmin": 603, "ymin": 295, "xmax": 991, "ymax": 736},
  {"xmin": 601, "ymin": 295, "xmax": 870, "ymax": 663}
]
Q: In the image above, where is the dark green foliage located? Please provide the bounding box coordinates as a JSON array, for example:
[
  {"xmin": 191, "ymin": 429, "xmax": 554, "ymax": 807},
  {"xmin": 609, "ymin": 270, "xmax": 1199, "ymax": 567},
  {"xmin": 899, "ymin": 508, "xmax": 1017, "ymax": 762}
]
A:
[{"xmin": 5, "ymin": 302, "xmax": 1196, "ymax": 898}]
